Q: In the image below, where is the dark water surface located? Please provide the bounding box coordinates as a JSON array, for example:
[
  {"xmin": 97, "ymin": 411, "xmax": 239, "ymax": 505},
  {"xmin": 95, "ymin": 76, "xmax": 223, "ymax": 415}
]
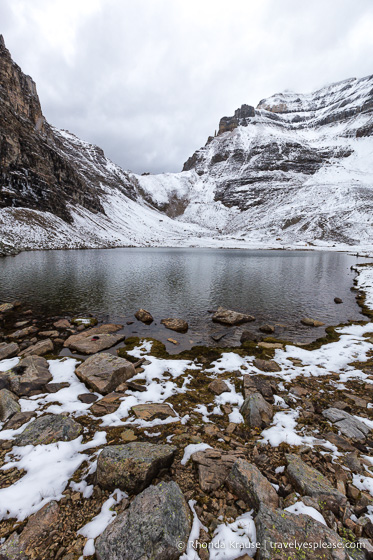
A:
[{"xmin": 0, "ymin": 248, "xmax": 367, "ymax": 352}]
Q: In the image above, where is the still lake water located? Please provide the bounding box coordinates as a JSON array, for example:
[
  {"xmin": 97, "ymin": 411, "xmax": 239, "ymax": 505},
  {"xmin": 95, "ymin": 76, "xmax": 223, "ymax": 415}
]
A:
[{"xmin": 0, "ymin": 248, "xmax": 366, "ymax": 351}]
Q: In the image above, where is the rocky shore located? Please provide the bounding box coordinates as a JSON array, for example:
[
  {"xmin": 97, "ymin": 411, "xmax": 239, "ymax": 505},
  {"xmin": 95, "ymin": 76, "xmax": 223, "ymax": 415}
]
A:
[{"xmin": 0, "ymin": 265, "xmax": 373, "ymax": 559}]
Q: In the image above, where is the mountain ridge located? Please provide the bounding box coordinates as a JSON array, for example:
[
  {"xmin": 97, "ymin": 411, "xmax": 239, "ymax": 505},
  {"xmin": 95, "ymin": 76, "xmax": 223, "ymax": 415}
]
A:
[{"xmin": 1, "ymin": 35, "xmax": 373, "ymax": 255}]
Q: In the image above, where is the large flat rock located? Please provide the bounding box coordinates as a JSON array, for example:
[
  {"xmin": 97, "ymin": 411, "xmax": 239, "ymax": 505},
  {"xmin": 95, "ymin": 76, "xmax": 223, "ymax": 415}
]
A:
[
  {"xmin": 75, "ymin": 353, "xmax": 135, "ymax": 394},
  {"xmin": 227, "ymin": 458, "xmax": 279, "ymax": 510},
  {"xmin": 97, "ymin": 442, "xmax": 177, "ymax": 493},
  {"xmin": 95, "ymin": 481, "xmax": 191, "ymax": 560},
  {"xmin": 212, "ymin": 306, "xmax": 255, "ymax": 325},
  {"xmin": 14, "ymin": 414, "xmax": 82, "ymax": 446},
  {"xmin": 322, "ymin": 408, "xmax": 371, "ymax": 442},
  {"xmin": 64, "ymin": 324, "xmax": 125, "ymax": 354},
  {"xmin": 286, "ymin": 453, "xmax": 347, "ymax": 513},
  {"xmin": 255, "ymin": 504, "xmax": 349, "ymax": 559}
]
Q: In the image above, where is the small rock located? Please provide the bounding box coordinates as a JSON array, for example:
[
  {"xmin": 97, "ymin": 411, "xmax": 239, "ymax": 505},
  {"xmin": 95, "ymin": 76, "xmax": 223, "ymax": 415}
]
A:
[
  {"xmin": 208, "ymin": 379, "xmax": 230, "ymax": 395},
  {"xmin": 0, "ymin": 302, "xmax": 15, "ymax": 313},
  {"xmin": 254, "ymin": 358, "xmax": 281, "ymax": 372},
  {"xmin": 324, "ymin": 432, "xmax": 356, "ymax": 452},
  {"xmin": 97, "ymin": 442, "xmax": 176, "ymax": 493},
  {"xmin": 259, "ymin": 325, "xmax": 275, "ymax": 334},
  {"xmin": 160, "ymin": 318, "xmax": 188, "ymax": 333},
  {"xmin": 38, "ymin": 330, "xmax": 59, "ymax": 338},
  {"xmin": 211, "ymin": 331, "xmax": 228, "ymax": 342},
  {"xmin": 204, "ymin": 424, "xmax": 220, "ymax": 437},
  {"xmin": 167, "ymin": 338, "xmax": 179, "ymax": 345},
  {"xmin": 134, "ymin": 309, "xmax": 153, "ymax": 323},
  {"xmin": 54, "ymin": 319, "xmax": 71, "ymax": 329},
  {"xmin": 212, "ymin": 307, "xmax": 255, "ymax": 326},
  {"xmin": 45, "ymin": 382, "xmax": 70, "ymax": 393},
  {"xmin": 121, "ymin": 429, "xmax": 137, "ymax": 442},
  {"xmin": 126, "ymin": 380, "xmax": 147, "ymax": 392},
  {"xmin": 9, "ymin": 326, "xmax": 38, "ymax": 340},
  {"xmin": 77, "ymin": 393, "xmax": 99, "ymax": 404},
  {"xmin": 227, "ymin": 459, "xmax": 279, "ymax": 510},
  {"xmin": 301, "ymin": 317, "xmax": 325, "ymax": 327},
  {"xmin": 0, "ymin": 388, "xmax": 20, "ymax": 422},
  {"xmin": 131, "ymin": 403, "xmax": 177, "ymax": 421},
  {"xmin": 191, "ymin": 448, "xmax": 245, "ymax": 492},
  {"xmin": 243, "ymin": 375, "xmax": 275, "ymax": 402},
  {"xmin": 91, "ymin": 392, "xmax": 123, "ymax": 416},
  {"xmin": 257, "ymin": 342, "xmax": 283, "ymax": 349},
  {"xmin": 0, "ymin": 342, "xmax": 19, "ymax": 361},
  {"xmin": 75, "ymin": 353, "xmax": 135, "ymax": 394},
  {"xmin": 20, "ymin": 338, "xmax": 54, "ymax": 357},
  {"xmin": 240, "ymin": 331, "xmax": 262, "ymax": 343},
  {"xmin": 95, "ymin": 481, "xmax": 191, "ymax": 560},
  {"xmin": 14, "ymin": 414, "xmax": 82, "ymax": 446},
  {"xmin": 3, "ymin": 411, "xmax": 35, "ymax": 430},
  {"xmin": 240, "ymin": 392, "xmax": 273, "ymax": 428},
  {"xmin": 334, "ymin": 297, "xmax": 343, "ymax": 304},
  {"xmin": 290, "ymin": 385, "xmax": 308, "ymax": 397}
]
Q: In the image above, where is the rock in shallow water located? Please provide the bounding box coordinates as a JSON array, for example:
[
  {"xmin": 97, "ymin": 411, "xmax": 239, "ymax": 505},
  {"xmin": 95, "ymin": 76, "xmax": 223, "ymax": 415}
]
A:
[
  {"xmin": 64, "ymin": 324, "xmax": 125, "ymax": 354},
  {"xmin": 75, "ymin": 353, "xmax": 135, "ymax": 394},
  {"xmin": 95, "ymin": 481, "xmax": 191, "ymax": 560},
  {"xmin": 212, "ymin": 306, "xmax": 255, "ymax": 326},
  {"xmin": 160, "ymin": 318, "xmax": 188, "ymax": 332},
  {"xmin": 97, "ymin": 442, "xmax": 177, "ymax": 493},
  {"xmin": 14, "ymin": 413, "xmax": 82, "ymax": 446},
  {"xmin": 134, "ymin": 308, "xmax": 153, "ymax": 323}
]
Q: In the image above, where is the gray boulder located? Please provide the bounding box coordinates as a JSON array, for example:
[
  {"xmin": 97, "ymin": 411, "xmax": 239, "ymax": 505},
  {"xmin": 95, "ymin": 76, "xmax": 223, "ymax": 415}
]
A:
[
  {"xmin": 9, "ymin": 356, "xmax": 52, "ymax": 396},
  {"xmin": 97, "ymin": 442, "xmax": 177, "ymax": 493},
  {"xmin": 0, "ymin": 342, "xmax": 19, "ymax": 361},
  {"xmin": 0, "ymin": 389, "xmax": 20, "ymax": 422},
  {"xmin": 240, "ymin": 392, "xmax": 273, "ymax": 428},
  {"xmin": 95, "ymin": 482, "xmax": 191, "ymax": 560},
  {"xmin": 212, "ymin": 306, "xmax": 255, "ymax": 325},
  {"xmin": 14, "ymin": 414, "xmax": 82, "ymax": 446},
  {"xmin": 75, "ymin": 353, "xmax": 135, "ymax": 394},
  {"xmin": 322, "ymin": 408, "xmax": 371, "ymax": 442},
  {"xmin": 227, "ymin": 458, "xmax": 278, "ymax": 510},
  {"xmin": 255, "ymin": 504, "xmax": 349, "ymax": 559},
  {"xmin": 286, "ymin": 454, "xmax": 347, "ymax": 513}
]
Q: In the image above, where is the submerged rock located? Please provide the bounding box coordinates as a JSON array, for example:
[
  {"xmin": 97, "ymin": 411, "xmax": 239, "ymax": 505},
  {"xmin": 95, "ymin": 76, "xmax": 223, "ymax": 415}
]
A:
[
  {"xmin": 322, "ymin": 408, "xmax": 371, "ymax": 442},
  {"xmin": 212, "ymin": 306, "xmax": 255, "ymax": 326},
  {"xmin": 240, "ymin": 392, "xmax": 273, "ymax": 428},
  {"xmin": 75, "ymin": 353, "xmax": 135, "ymax": 394},
  {"xmin": 97, "ymin": 442, "xmax": 176, "ymax": 493},
  {"xmin": 14, "ymin": 414, "xmax": 82, "ymax": 446},
  {"xmin": 0, "ymin": 388, "xmax": 20, "ymax": 422},
  {"xmin": 227, "ymin": 458, "xmax": 279, "ymax": 510},
  {"xmin": 259, "ymin": 324, "xmax": 275, "ymax": 334},
  {"xmin": 255, "ymin": 504, "xmax": 350, "ymax": 559},
  {"xmin": 134, "ymin": 309, "xmax": 153, "ymax": 323},
  {"xmin": 301, "ymin": 317, "xmax": 325, "ymax": 327},
  {"xmin": 95, "ymin": 482, "xmax": 191, "ymax": 560},
  {"xmin": 64, "ymin": 324, "xmax": 125, "ymax": 354},
  {"xmin": 286, "ymin": 453, "xmax": 347, "ymax": 513},
  {"xmin": 160, "ymin": 318, "xmax": 188, "ymax": 333}
]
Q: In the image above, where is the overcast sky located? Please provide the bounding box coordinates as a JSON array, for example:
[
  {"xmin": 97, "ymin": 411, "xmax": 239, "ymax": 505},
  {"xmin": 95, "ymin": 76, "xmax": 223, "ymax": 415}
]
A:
[{"xmin": 1, "ymin": 0, "xmax": 373, "ymax": 174}]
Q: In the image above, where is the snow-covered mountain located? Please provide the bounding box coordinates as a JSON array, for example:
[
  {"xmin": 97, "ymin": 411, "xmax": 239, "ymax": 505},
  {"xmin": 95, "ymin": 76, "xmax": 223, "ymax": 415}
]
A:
[{"xmin": 1, "ymin": 33, "xmax": 373, "ymax": 255}]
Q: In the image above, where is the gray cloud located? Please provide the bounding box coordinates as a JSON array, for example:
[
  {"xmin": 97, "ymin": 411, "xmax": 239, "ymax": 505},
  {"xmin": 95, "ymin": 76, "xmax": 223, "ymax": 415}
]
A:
[{"xmin": 1, "ymin": 0, "xmax": 373, "ymax": 173}]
